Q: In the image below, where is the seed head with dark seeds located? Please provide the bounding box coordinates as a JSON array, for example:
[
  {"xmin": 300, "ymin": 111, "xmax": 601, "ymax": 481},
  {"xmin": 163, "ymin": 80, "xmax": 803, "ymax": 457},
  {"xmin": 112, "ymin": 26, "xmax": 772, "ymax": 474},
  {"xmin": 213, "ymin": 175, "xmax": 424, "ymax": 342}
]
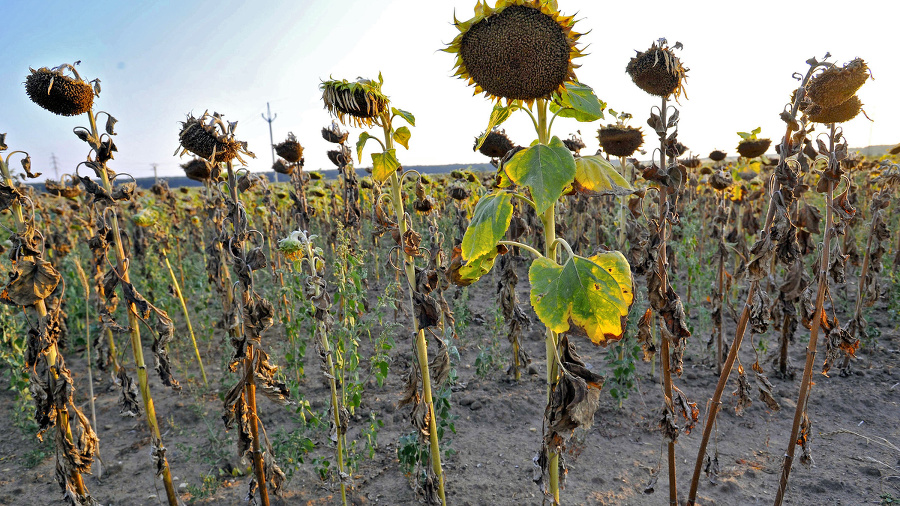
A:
[
  {"xmin": 181, "ymin": 158, "xmax": 213, "ymax": 182},
  {"xmin": 476, "ymin": 129, "xmax": 516, "ymax": 158},
  {"xmin": 806, "ymin": 95, "xmax": 863, "ymax": 124},
  {"xmin": 177, "ymin": 112, "xmax": 254, "ymax": 164},
  {"xmin": 709, "ymin": 150, "xmax": 727, "ymax": 162},
  {"xmin": 275, "ymin": 132, "xmax": 304, "ymax": 164},
  {"xmin": 562, "ymin": 134, "xmax": 586, "ymax": 154},
  {"xmin": 807, "ymin": 58, "xmax": 869, "ymax": 108},
  {"xmin": 626, "ymin": 42, "xmax": 688, "ymax": 100},
  {"xmin": 736, "ymin": 138, "xmax": 772, "ymax": 158},
  {"xmin": 321, "ymin": 122, "xmax": 349, "ymax": 144},
  {"xmin": 597, "ymin": 125, "xmax": 644, "ymax": 157},
  {"xmin": 447, "ymin": 0, "xmax": 584, "ymax": 103},
  {"xmin": 25, "ymin": 65, "xmax": 94, "ymax": 117}
]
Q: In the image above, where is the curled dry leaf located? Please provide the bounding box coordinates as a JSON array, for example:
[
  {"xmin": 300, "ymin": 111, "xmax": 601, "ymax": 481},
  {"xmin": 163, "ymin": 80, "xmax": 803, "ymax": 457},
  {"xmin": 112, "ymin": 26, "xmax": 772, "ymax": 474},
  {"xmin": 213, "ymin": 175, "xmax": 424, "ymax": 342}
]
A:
[{"xmin": 733, "ymin": 365, "xmax": 752, "ymax": 416}]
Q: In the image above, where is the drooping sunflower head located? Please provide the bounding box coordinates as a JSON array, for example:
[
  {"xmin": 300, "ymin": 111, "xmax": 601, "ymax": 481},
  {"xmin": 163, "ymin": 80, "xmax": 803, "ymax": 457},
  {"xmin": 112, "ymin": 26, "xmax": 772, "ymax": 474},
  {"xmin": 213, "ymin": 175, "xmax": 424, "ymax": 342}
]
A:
[
  {"xmin": 275, "ymin": 132, "xmax": 304, "ymax": 164},
  {"xmin": 446, "ymin": 0, "xmax": 585, "ymax": 103},
  {"xmin": 475, "ymin": 128, "xmax": 516, "ymax": 158},
  {"xmin": 736, "ymin": 138, "xmax": 771, "ymax": 158},
  {"xmin": 626, "ymin": 41, "xmax": 688, "ymax": 100},
  {"xmin": 25, "ymin": 64, "xmax": 94, "ymax": 117},
  {"xmin": 806, "ymin": 95, "xmax": 863, "ymax": 124},
  {"xmin": 320, "ymin": 75, "xmax": 390, "ymax": 128},
  {"xmin": 597, "ymin": 125, "xmax": 644, "ymax": 157},
  {"xmin": 177, "ymin": 111, "xmax": 254, "ymax": 164},
  {"xmin": 709, "ymin": 150, "xmax": 727, "ymax": 162},
  {"xmin": 181, "ymin": 158, "xmax": 214, "ymax": 182},
  {"xmin": 806, "ymin": 58, "xmax": 869, "ymax": 108}
]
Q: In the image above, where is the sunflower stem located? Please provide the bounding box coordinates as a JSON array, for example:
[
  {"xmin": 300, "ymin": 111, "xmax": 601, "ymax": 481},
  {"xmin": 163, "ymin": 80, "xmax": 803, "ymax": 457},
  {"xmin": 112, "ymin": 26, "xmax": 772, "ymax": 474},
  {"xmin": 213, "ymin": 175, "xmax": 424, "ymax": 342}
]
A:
[
  {"xmin": 686, "ymin": 61, "xmax": 821, "ymax": 505},
  {"xmin": 88, "ymin": 108, "xmax": 180, "ymax": 506},
  {"xmin": 773, "ymin": 124, "xmax": 838, "ymax": 506},
  {"xmin": 382, "ymin": 116, "xmax": 446, "ymax": 505},
  {"xmin": 535, "ymin": 98, "xmax": 561, "ymax": 504},
  {"xmin": 163, "ymin": 250, "xmax": 208, "ymax": 387},
  {"xmin": 0, "ymin": 154, "xmax": 90, "ymax": 499}
]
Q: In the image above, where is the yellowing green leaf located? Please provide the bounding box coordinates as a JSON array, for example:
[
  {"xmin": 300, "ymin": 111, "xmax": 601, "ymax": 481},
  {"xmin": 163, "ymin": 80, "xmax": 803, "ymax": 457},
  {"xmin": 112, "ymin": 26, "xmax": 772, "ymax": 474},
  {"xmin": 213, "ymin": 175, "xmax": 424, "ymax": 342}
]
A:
[
  {"xmin": 450, "ymin": 245, "xmax": 505, "ymax": 287},
  {"xmin": 572, "ymin": 155, "xmax": 634, "ymax": 197},
  {"xmin": 371, "ymin": 149, "xmax": 400, "ymax": 182},
  {"xmin": 504, "ymin": 136, "xmax": 575, "ymax": 214},
  {"xmin": 461, "ymin": 192, "xmax": 513, "ymax": 261},
  {"xmin": 393, "ymin": 126, "xmax": 411, "ymax": 149},
  {"xmin": 529, "ymin": 252, "xmax": 634, "ymax": 345},
  {"xmin": 474, "ymin": 102, "xmax": 514, "ymax": 151},
  {"xmin": 356, "ymin": 131, "xmax": 374, "ymax": 163}
]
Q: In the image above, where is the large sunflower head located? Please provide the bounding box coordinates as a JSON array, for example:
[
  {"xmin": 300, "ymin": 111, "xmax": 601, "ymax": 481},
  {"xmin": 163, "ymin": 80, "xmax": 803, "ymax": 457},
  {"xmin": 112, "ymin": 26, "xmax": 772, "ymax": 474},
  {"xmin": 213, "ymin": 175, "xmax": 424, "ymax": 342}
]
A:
[
  {"xmin": 446, "ymin": 0, "xmax": 585, "ymax": 103},
  {"xmin": 25, "ymin": 64, "xmax": 94, "ymax": 117},
  {"xmin": 626, "ymin": 41, "xmax": 688, "ymax": 100},
  {"xmin": 320, "ymin": 75, "xmax": 390, "ymax": 128},
  {"xmin": 806, "ymin": 58, "xmax": 869, "ymax": 108}
]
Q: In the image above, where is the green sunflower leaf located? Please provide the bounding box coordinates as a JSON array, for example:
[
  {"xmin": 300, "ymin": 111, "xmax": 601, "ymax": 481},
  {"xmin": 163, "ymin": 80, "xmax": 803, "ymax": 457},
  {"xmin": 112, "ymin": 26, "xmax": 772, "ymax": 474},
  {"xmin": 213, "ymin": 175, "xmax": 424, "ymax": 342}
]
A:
[
  {"xmin": 529, "ymin": 252, "xmax": 634, "ymax": 345},
  {"xmin": 371, "ymin": 149, "xmax": 400, "ymax": 183},
  {"xmin": 550, "ymin": 82, "xmax": 606, "ymax": 123},
  {"xmin": 392, "ymin": 107, "xmax": 416, "ymax": 127},
  {"xmin": 474, "ymin": 102, "xmax": 514, "ymax": 151},
  {"xmin": 572, "ymin": 155, "xmax": 634, "ymax": 197},
  {"xmin": 392, "ymin": 126, "xmax": 411, "ymax": 149},
  {"xmin": 356, "ymin": 131, "xmax": 375, "ymax": 163},
  {"xmin": 504, "ymin": 136, "xmax": 576, "ymax": 214},
  {"xmin": 461, "ymin": 191, "xmax": 513, "ymax": 261}
]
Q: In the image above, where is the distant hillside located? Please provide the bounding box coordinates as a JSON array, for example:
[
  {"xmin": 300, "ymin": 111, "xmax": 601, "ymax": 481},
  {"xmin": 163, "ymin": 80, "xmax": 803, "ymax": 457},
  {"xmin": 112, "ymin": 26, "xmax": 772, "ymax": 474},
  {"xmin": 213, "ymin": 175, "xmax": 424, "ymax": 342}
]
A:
[
  {"xmin": 103, "ymin": 163, "xmax": 496, "ymax": 189},
  {"xmin": 851, "ymin": 145, "xmax": 891, "ymax": 158}
]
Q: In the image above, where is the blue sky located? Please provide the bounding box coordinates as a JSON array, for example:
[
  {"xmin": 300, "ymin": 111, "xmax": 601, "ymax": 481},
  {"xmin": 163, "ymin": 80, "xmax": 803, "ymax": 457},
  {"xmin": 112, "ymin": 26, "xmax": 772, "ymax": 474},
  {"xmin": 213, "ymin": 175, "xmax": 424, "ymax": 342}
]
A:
[{"xmin": 2, "ymin": 0, "xmax": 895, "ymax": 180}]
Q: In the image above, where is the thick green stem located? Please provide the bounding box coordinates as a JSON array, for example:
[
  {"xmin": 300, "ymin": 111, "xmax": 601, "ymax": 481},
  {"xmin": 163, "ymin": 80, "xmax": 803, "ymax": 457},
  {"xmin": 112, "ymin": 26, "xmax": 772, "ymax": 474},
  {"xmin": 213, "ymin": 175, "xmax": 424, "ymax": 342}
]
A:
[
  {"xmin": 163, "ymin": 253, "xmax": 207, "ymax": 386},
  {"xmin": 534, "ymin": 98, "xmax": 561, "ymax": 505},
  {"xmin": 383, "ymin": 118, "xmax": 446, "ymax": 505}
]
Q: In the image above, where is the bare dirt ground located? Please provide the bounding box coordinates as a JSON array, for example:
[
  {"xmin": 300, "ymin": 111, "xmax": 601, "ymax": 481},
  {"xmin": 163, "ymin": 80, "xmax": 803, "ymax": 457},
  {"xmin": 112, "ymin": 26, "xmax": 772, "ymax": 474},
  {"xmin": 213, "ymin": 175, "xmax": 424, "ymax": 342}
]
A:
[{"xmin": 1, "ymin": 261, "xmax": 898, "ymax": 506}]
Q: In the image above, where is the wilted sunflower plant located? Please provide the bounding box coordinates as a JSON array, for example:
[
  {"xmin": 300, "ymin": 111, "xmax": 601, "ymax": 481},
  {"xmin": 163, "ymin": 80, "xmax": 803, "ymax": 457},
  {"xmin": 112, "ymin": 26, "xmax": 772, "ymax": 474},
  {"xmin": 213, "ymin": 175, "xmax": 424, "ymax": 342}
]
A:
[
  {"xmin": 624, "ymin": 38, "xmax": 697, "ymax": 506},
  {"xmin": 446, "ymin": 2, "xmax": 636, "ymax": 503},
  {"xmin": 320, "ymin": 74, "xmax": 453, "ymax": 505},
  {"xmin": 0, "ymin": 134, "xmax": 99, "ymax": 505},
  {"xmin": 177, "ymin": 111, "xmax": 290, "ymax": 506},
  {"xmin": 26, "ymin": 63, "xmax": 183, "ymax": 505},
  {"xmin": 773, "ymin": 56, "xmax": 871, "ymax": 506}
]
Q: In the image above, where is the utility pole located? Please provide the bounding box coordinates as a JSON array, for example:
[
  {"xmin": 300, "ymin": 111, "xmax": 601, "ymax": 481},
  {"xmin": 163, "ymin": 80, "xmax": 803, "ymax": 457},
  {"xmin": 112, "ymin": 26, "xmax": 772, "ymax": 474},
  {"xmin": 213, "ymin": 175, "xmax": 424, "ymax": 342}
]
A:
[
  {"xmin": 50, "ymin": 153, "xmax": 59, "ymax": 180},
  {"xmin": 261, "ymin": 102, "xmax": 278, "ymax": 183},
  {"xmin": 151, "ymin": 163, "xmax": 158, "ymax": 185}
]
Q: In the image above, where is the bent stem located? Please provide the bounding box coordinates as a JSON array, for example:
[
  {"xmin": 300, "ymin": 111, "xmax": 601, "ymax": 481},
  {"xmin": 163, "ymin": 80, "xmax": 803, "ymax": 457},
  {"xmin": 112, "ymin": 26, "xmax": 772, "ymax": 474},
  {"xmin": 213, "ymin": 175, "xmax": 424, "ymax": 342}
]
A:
[
  {"xmin": 686, "ymin": 62, "xmax": 821, "ymax": 505},
  {"xmin": 773, "ymin": 126, "xmax": 837, "ymax": 506},
  {"xmin": 73, "ymin": 257, "xmax": 102, "ymax": 477},
  {"xmin": 0, "ymin": 156, "xmax": 89, "ymax": 497},
  {"xmin": 382, "ymin": 116, "xmax": 446, "ymax": 505},
  {"xmin": 88, "ymin": 110, "xmax": 179, "ymax": 505},
  {"xmin": 163, "ymin": 251, "xmax": 207, "ymax": 387}
]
